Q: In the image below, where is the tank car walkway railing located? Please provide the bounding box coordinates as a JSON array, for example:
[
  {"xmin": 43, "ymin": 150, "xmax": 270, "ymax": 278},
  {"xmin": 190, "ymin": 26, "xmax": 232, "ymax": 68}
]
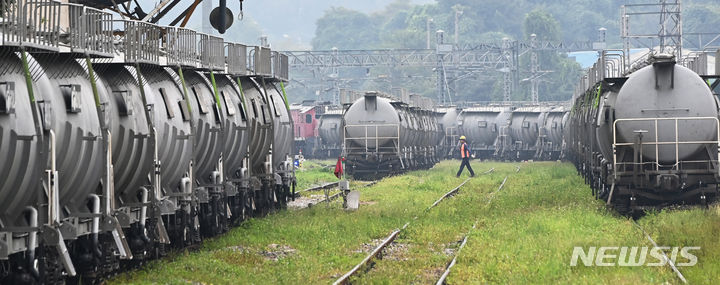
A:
[
  {"xmin": 343, "ymin": 124, "xmax": 401, "ymax": 155},
  {"xmin": 612, "ymin": 117, "xmax": 720, "ymax": 177}
]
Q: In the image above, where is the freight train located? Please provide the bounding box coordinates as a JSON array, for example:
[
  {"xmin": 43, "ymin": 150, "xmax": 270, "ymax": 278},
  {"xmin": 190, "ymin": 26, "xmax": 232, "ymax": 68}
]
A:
[
  {"xmin": 290, "ymin": 101, "xmax": 343, "ymax": 159},
  {"xmin": 0, "ymin": 3, "xmax": 294, "ymax": 283},
  {"xmin": 457, "ymin": 104, "xmax": 568, "ymax": 161},
  {"xmin": 566, "ymin": 51, "xmax": 720, "ymax": 214},
  {"xmin": 342, "ymin": 91, "xmax": 443, "ymax": 179}
]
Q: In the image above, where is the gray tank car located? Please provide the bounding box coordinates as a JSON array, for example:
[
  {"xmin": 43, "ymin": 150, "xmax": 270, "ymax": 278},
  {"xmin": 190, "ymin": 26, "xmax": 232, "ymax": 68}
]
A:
[
  {"xmin": 343, "ymin": 92, "xmax": 441, "ymax": 179},
  {"xmin": 457, "ymin": 106, "xmax": 507, "ymax": 159},
  {"xmin": 0, "ymin": 7, "xmax": 295, "ymax": 283},
  {"xmin": 566, "ymin": 54, "xmax": 720, "ymax": 214},
  {"xmin": 434, "ymin": 107, "xmax": 461, "ymax": 158},
  {"xmin": 318, "ymin": 108, "xmax": 343, "ymax": 158},
  {"xmin": 535, "ymin": 106, "xmax": 567, "ymax": 160}
]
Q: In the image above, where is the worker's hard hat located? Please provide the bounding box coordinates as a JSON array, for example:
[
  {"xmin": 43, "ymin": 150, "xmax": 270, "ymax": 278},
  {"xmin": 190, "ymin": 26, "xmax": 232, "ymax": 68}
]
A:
[{"xmin": 459, "ymin": 136, "xmax": 466, "ymax": 140}]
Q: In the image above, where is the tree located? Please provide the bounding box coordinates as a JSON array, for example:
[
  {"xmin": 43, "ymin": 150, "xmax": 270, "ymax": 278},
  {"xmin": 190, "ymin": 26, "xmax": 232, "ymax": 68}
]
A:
[
  {"xmin": 523, "ymin": 9, "xmax": 560, "ymax": 41},
  {"xmin": 311, "ymin": 7, "xmax": 381, "ymax": 50}
]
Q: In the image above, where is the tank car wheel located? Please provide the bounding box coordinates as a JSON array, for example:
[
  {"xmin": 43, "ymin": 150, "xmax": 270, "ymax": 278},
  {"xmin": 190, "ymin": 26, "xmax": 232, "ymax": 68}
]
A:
[{"xmin": 38, "ymin": 246, "xmax": 66, "ymax": 285}]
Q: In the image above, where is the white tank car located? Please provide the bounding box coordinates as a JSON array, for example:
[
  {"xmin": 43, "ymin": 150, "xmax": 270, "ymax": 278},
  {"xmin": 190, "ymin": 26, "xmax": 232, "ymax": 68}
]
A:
[
  {"xmin": 343, "ymin": 92, "xmax": 440, "ymax": 178},
  {"xmin": 613, "ymin": 61, "xmax": 718, "ymax": 163}
]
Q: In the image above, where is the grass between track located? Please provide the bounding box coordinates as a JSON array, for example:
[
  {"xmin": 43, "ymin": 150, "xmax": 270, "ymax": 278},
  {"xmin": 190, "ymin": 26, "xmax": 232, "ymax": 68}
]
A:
[{"xmin": 110, "ymin": 160, "xmax": 720, "ymax": 284}]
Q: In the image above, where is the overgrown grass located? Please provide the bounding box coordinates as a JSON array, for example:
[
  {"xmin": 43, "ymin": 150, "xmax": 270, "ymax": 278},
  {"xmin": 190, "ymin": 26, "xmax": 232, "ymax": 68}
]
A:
[
  {"xmin": 294, "ymin": 159, "xmax": 338, "ymax": 191},
  {"xmin": 449, "ymin": 162, "xmax": 679, "ymax": 284},
  {"xmin": 110, "ymin": 161, "xmax": 482, "ymax": 284},
  {"xmin": 110, "ymin": 161, "xmax": 720, "ymax": 284}
]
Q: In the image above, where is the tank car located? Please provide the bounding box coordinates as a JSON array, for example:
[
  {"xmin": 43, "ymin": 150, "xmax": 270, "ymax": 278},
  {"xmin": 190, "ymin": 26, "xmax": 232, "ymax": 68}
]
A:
[
  {"xmin": 498, "ymin": 106, "xmax": 547, "ymax": 161},
  {"xmin": 434, "ymin": 106, "xmax": 461, "ymax": 158},
  {"xmin": 343, "ymin": 92, "xmax": 440, "ymax": 179},
  {"xmin": 0, "ymin": 5, "xmax": 295, "ymax": 283},
  {"xmin": 265, "ymin": 81, "xmax": 296, "ymax": 208},
  {"xmin": 535, "ymin": 106, "xmax": 568, "ymax": 160},
  {"xmin": 567, "ymin": 54, "xmax": 720, "ymax": 214},
  {"xmin": 457, "ymin": 106, "xmax": 506, "ymax": 160},
  {"xmin": 318, "ymin": 108, "xmax": 344, "ymax": 158}
]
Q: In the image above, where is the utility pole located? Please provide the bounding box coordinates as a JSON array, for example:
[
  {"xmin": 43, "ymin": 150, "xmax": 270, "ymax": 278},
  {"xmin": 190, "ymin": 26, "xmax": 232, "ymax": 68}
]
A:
[
  {"xmin": 436, "ymin": 30, "xmax": 446, "ymax": 104},
  {"xmin": 501, "ymin": 37, "xmax": 513, "ymax": 102},
  {"xmin": 454, "ymin": 9, "xmax": 463, "ymax": 45},
  {"xmin": 331, "ymin": 47, "xmax": 339, "ymax": 105},
  {"xmin": 530, "ymin": 34, "xmax": 539, "ymax": 103},
  {"xmin": 621, "ymin": 0, "xmax": 683, "ymax": 66},
  {"xmin": 426, "ymin": 18, "xmax": 434, "ymax": 49}
]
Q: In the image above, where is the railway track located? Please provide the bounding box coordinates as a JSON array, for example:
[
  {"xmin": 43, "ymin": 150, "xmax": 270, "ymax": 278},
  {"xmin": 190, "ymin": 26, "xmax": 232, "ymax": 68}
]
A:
[
  {"xmin": 631, "ymin": 220, "xmax": 688, "ymax": 284},
  {"xmin": 436, "ymin": 175, "xmax": 509, "ymax": 284},
  {"xmin": 333, "ymin": 169, "xmax": 497, "ymax": 284},
  {"xmin": 298, "ymin": 179, "xmax": 381, "ymax": 208}
]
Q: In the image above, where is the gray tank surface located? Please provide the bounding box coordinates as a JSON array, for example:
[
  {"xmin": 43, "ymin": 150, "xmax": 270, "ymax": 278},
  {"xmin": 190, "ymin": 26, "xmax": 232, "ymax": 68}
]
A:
[
  {"xmin": 508, "ymin": 106, "xmax": 547, "ymax": 149},
  {"xmin": 457, "ymin": 106, "xmax": 505, "ymax": 149},
  {"xmin": 264, "ymin": 82, "xmax": 294, "ymax": 170},
  {"xmin": 318, "ymin": 109, "xmax": 343, "ymax": 147},
  {"xmin": 614, "ymin": 63, "xmax": 718, "ymax": 163},
  {"xmin": 31, "ymin": 54, "xmax": 104, "ymax": 215},
  {"xmin": 212, "ymin": 74, "xmax": 249, "ymax": 180},
  {"xmin": 596, "ymin": 88, "xmax": 620, "ymax": 161},
  {"xmin": 141, "ymin": 68, "xmax": 192, "ymax": 194},
  {"xmin": 0, "ymin": 52, "xmax": 43, "ymax": 226},
  {"xmin": 344, "ymin": 94, "xmax": 404, "ymax": 149},
  {"xmin": 541, "ymin": 107, "xmax": 568, "ymax": 148},
  {"xmin": 184, "ymin": 70, "xmax": 225, "ymax": 185},
  {"xmin": 95, "ymin": 64, "xmax": 154, "ymax": 203},
  {"xmin": 238, "ymin": 77, "xmax": 272, "ymax": 175},
  {"xmin": 435, "ymin": 107, "xmax": 460, "ymax": 137}
]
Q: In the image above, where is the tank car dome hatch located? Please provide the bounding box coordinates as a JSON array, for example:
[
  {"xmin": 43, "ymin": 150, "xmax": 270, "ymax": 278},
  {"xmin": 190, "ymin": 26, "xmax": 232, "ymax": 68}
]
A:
[{"xmin": 614, "ymin": 62, "xmax": 718, "ymax": 163}]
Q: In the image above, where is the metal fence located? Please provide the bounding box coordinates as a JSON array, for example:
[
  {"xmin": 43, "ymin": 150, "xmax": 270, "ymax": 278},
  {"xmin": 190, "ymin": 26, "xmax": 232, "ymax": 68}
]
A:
[
  {"xmin": 271, "ymin": 51, "xmax": 289, "ymax": 81},
  {"xmin": 226, "ymin": 42, "xmax": 247, "ymax": 76},
  {"xmin": 343, "ymin": 124, "xmax": 401, "ymax": 154},
  {"xmin": 66, "ymin": 4, "xmax": 113, "ymax": 57},
  {"xmin": 198, "ymin": 33, "xmax": 224, "ymax": 71},
  {"xmin": 612, "ymin": 117, "xmax": 720, "ymax": 176},
  {"xmin": 116, "ymin": 20, "xmax": 162, "ymax": 64},
  {"xmin": 0, "ymin": 0, "xmax": 60, "ymax": 50},
  {"xmin": 165, "ymin": 26, "xmax": 197, "ymax": 67},
  {"xmin": 250, "ymin": 46, "xmax": 271, "ymax": 76}
]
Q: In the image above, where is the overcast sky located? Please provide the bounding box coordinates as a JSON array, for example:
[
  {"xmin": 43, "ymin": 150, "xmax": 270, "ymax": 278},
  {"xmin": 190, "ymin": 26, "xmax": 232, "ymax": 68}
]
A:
[{"xmin": 135, "ymin": 0, "xmax": 433, "ymax": 49}]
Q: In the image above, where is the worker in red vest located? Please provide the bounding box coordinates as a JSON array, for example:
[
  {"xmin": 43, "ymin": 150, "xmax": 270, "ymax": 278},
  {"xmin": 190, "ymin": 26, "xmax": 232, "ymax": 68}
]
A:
[{"xmin": 456, "ymin": 136, "xmax": 475, "ymax": 177}]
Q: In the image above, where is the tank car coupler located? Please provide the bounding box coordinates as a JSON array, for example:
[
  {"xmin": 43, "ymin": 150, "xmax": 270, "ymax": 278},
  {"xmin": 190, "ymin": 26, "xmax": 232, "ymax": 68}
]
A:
[{"xmin": 655, "ymin": 174, "xmax": 680, "ymax": 191}]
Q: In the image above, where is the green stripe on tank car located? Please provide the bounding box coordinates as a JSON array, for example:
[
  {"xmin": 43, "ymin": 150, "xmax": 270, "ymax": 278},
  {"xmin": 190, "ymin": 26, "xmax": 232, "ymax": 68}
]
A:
[
  {"xmin": 209, "ymin": 70, "xmax": 222, "ymax": 111},
  {"xmin": 594, "ymin": 84, "xmax": 602, "ymax": 108},
  {"xmin": 85, "ymin": 57, "xmax": 101, "ymax": 108},
  {"xmin": 20, "ymin": 51, "xmax": 35, "ymax": 103},
  {"xmin": 177, "ymin": 67, "xmax": 193, "ymax": 115},
  {"xmin": 236, "ymin": 77, "xmax": 248, "ymax": 112},
  {"xmin": 280, "ymin": 81, "xmax": 290, "ymax": 111}
]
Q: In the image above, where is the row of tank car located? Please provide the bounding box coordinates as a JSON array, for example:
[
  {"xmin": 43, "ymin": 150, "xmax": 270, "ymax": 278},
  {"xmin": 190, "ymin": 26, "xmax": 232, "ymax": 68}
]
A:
[
  {"xmin": 0, "ymin": 4, "xmax": 294, "ymax": 284},
  {"xmin": 566, "ymin": 51, "xmax": 720, "ymax": 214},
  {"xmin": 297, "ymin": 91, "xmax": 569, "ymax": 166},
  {"xmin": 456, "ymin": 104, "xmax": 569, "ymax": 161}
]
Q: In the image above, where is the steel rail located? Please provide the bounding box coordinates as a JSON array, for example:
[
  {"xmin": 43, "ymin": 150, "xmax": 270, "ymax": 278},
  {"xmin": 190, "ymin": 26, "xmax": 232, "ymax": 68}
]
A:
[
  {"xmin": 632, "ymin": 220, "xmax": 687, "ymax": 284},
  {"xmin": 294, "ymin": 181, "xmax": 340, "ymax": 197},
  {"xmin": 333, "ymin": 173, "xmax": 489, "ymax": 285},
  {"xmin": 436, "ymin": 175, "xmax": 509, "ymax": 285}
]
